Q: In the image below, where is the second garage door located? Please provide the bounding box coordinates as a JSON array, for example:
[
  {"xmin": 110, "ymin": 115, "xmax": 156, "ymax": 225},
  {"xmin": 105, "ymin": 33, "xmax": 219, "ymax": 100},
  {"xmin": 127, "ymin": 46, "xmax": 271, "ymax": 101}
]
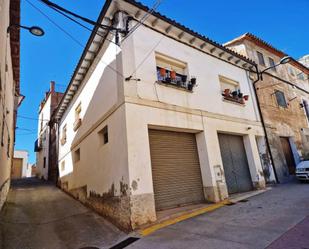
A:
[
  {"xmin": 218, "ymin": 133, "xmax": 253, "ymax": 195},
  {"xmin": 149, "ymin": 129, "xmax": 205, "ymax": 210}
]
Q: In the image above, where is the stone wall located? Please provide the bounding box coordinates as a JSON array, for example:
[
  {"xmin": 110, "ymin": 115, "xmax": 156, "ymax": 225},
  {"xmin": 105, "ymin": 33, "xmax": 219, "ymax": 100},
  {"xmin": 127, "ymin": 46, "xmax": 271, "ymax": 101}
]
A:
[{"xmin": 0, "ymin": 179, "xmax": 10, "ymax": 210}]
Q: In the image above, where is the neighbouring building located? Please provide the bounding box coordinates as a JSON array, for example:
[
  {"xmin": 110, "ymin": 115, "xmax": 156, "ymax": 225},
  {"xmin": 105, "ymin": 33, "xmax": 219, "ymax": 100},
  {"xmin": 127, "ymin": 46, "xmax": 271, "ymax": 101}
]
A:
[
  {"xmin": 299, "ymin": 55, "xmax": 309, "ymax": 68},
  {"xmin": 225, "ymin": 33, "xmax": 309, "ymax": 183},
  {"xmin": 53, "ymin": 0, "xmax": 269, "ymax": 231},
  {"xmin": 31, "ymin": 164, "xmax": 37, "ymax": 177},
  {"xmin": 35, "ymin": 81, "xmax": 63, "ymax": 180},
  {"xmin": 11, "ymin": 150, "xmax": 31, "ymax": 179},
  {"xmin": 0, "ymin": 0, "xmax": 22, "ymax": 210}
]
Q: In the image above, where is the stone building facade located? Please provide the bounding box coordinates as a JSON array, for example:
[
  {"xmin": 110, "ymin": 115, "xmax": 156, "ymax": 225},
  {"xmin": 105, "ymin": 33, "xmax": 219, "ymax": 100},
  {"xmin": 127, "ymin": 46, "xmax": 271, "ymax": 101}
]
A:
[{"xmin": 225, "ymin": 33, "xmax": 309, "ymax": 183}]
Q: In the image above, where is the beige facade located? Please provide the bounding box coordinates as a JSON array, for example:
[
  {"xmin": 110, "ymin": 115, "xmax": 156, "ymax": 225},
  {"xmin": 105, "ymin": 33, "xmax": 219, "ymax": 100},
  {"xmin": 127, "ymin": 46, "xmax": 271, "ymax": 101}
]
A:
[
  {"xmin": 12, "ymin": 150, "xmax": 31, "ymax": 179},
  {"xmin": 55, "ymin": 0, "xmax": 268, "ymax": 231},
  {"xmin": 0, "ymin": 0, "xmax": 21, "ymax": 210},
  {"xmin": 36, "ymin": 81, "xmax": 63, "ymax": 180},
  {"xmin": 225, "ymin": 33, "xmax": 309, "ymax": 183}
]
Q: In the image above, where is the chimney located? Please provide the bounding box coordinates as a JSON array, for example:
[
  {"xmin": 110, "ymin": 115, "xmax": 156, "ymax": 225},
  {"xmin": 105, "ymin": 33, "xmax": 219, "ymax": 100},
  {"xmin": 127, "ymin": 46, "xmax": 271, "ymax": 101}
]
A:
[{"xmin": 50, "ymin": 81, "xmax": 55, "ymax": 93}]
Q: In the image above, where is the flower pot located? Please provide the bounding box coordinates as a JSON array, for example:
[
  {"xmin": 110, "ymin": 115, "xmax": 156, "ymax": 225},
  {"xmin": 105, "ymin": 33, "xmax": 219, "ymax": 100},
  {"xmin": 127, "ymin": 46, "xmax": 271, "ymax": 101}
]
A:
[
  {"xmin": 165, "ymin": 77, "xmax": 171, "ymax": 83},
  {"xmin": 238, "ymin": 92, "xmax": 243, "ymax": 98},
  {"xmin": 160, "ymin": 68, "xmax": 166, "ymax": 77},
  {"xmin": 244, "ymin": 95, "xmax": 249, "ymax": 101},
  {"xmin": 240, "ymin": 98, "xmax": 245, "ymax": 104},
  {"xmin": 232, "ymin": 91, "xmax": 238, "ymax": 97},
  {"xmin": 188, "ymin": 83, "xmax": 193, "ymax": 91},
  {"xmin": 224, "ymin": 89, "xmax": 231, "ymax": 96},
  {"xmin": 181, "ymin": 75, "xmax": 187, "ymax": 83},
  {"xmin": 170, "ymin": 71, "xmax": 176, "ymax": 80},
  {"xmin": 191, "ymin": 77, "xmax": 197, "ymax": 85}
]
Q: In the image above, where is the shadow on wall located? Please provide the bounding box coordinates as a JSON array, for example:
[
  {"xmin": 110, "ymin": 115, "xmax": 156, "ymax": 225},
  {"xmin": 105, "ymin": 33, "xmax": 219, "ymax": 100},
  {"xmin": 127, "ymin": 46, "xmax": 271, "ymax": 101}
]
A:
[{"xmin": 58, "ymin": 52, "xmax": 135, "ymax": 231}]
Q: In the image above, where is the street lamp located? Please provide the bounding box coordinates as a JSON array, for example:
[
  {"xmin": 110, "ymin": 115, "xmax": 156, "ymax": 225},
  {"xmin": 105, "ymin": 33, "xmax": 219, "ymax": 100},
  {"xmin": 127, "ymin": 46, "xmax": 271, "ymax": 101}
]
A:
[
  {"xmin": 7, "ymin": 24, "xmax": 45, "ymax": 37},
  {"xmin": 252, "ymin": 55, "xmax": 292, "ymax": 184},
  {"xmin": 260, "ymin": 56, "xmax": 292, "ymax": 79}
]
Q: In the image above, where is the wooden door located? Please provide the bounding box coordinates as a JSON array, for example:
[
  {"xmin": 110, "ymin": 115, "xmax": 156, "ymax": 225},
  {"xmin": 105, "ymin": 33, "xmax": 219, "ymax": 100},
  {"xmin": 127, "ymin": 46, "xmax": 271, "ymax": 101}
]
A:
[{"xmin": 280, "ymin": 137, "xmax": 296, "ymax": 174}]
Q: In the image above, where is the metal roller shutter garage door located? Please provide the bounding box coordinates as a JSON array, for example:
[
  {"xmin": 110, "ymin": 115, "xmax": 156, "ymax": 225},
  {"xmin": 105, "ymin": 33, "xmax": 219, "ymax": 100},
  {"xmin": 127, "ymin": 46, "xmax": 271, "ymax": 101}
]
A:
[
  {"xmin": 218, "ymin": 133, "xmax": 253, "ymax": 194},
  {"xmin": 149, "ymin": 129, "xmax": 205, "ymax": 210}
]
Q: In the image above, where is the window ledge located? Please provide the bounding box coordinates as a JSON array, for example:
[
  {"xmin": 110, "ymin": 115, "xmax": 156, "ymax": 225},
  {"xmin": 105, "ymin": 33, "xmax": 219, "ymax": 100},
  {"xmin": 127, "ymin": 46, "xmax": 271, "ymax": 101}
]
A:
[
  {"xmin": 222, "ymin": 97, "xmax": 246, "ymax": 106},
  {"xmin": 156, "ymin": 81, "xmax": 193, "ymax": 92},
  {"xmin": 60, "ymin": 138, "xmax": 66, "ymax": 146},
  {"xmin": 73, "ymin": 118, "xmax": 82, "ymax": 131}
]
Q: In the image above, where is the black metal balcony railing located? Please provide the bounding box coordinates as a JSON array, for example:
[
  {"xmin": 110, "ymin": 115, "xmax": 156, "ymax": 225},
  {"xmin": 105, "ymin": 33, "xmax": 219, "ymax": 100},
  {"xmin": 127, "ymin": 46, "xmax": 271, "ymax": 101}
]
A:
[
  {"xmin": 156, "ymin": 67, "xmax": 195, "ymax": 91},
  {"xmin": 34, "ymin": 139, "xmax": 42, "ymax": 152}
]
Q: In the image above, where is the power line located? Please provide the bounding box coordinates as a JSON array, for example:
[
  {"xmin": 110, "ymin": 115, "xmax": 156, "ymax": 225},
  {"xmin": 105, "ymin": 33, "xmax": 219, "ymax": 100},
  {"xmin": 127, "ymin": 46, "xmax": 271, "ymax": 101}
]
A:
[
  {"xmin": 25, "ymin": 0, "xmax": 85, "ymax": 48},
  {"xmin": 123, "ymin": 0, "xmax": 163, "ymax": 42},
  {"xmin": 35, "ymin": 0, "xmax": 118, "ymax": 46},
  {"xmin": 39, "ymin": 0, "xmax": 119, "ymax": 31},
  {"xmin": 17, "ymin": 115, "xmax": 49, "ymax": 122},
  {"xmin": 126, "ymin": 35, "xmax": 165, "ymax": 81},
  {"xmin": 27, "ymin": 0, "xmax": 124, "ymax": 79}
]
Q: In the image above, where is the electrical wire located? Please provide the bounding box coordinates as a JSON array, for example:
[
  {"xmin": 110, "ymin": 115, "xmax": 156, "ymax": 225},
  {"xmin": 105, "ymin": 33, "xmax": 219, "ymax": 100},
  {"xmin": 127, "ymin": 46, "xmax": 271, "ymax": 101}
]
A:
[
  {"xmin": 26, "ymin": 0, "xmax": 125, "ymax": 79},
  {"xmin": 34, "ymin": 0, "xmax": 118, "ymax": 46},
  {"xmin": 39, "ymin": 0, "xmax": 115, "ymax": 31},
  {"xmin": 126, "ymin": 35, "xmax": 165, "ymax": 80},
  {"xmin": 17, "ymin": 115, "xmax": 49, "ymax": 122},
  {"xmin": 123, "ymin": 0, "xmax": 163, "ymax": 41},
  {"xmin": 25, "ymin": 0, "xmax": 85, "ymax": 48}
]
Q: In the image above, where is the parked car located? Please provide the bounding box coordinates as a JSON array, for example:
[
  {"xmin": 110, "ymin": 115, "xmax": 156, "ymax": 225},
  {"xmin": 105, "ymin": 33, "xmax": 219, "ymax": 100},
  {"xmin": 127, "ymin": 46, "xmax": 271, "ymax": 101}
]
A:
[{"xmin": 296, "ymin": 160, "xmax": 309, "ymax": 181}]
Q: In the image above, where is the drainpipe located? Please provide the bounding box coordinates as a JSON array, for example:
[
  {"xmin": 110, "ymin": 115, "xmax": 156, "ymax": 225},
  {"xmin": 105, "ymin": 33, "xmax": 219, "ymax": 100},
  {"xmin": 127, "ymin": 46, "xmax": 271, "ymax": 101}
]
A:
[{"xmin": 252, "ymin": 64, "xmax": 279, "ymax": 183}]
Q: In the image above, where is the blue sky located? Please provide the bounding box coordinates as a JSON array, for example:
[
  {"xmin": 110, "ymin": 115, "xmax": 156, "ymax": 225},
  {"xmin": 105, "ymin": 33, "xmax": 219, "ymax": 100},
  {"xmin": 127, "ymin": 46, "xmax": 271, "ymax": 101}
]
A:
[{"xmin": 16, "ymin": 0, "xmax": 309, "ymax": 164}]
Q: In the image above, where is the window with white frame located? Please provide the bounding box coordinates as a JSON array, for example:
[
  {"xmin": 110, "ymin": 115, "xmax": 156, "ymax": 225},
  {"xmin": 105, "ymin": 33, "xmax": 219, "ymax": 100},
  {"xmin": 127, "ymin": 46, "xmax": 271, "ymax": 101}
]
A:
[
  {"xmin": 73, "ymin": 102, "xmax": 82, "ymax": 131},
  {"xmin": 155, "ymin": 53, "xmax": 189, "ymax": 87},
  {"xmin": 61, "ymin": 124, "xmax": 67, "ymax": 145},
  {"xmin": 219, "ymin": 75, "xmax": 240, "ymax": 92}
]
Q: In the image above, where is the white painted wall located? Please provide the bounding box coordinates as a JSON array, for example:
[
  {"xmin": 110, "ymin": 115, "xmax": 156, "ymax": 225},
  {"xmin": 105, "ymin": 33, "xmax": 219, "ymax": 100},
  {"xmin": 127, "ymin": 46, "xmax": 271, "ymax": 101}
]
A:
[
  {"xmin": 36, "ymin": 95, "xmax": 51, "ymax": 180},
  {"xmin": 0, "ymin": 0, "xmax": 18, "ymax": 210},
  {"xmin": 14, "ymin": 150, "xmax": 31, "ymax": 178},
  {"xmin": 58, "ymin": 40, "xmax": 128, "ymax": 196},
  {"xmin": 122, "ymin": 25, "xmax": 260, "ymax": 123}
]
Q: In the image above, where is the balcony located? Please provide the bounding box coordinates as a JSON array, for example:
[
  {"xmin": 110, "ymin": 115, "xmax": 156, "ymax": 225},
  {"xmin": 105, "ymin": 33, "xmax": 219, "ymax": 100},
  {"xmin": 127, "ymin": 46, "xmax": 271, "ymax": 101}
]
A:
[
  {"xmin": 222, "ymin": 89, "xmax": 249, "ymax": 105},
  {"xmin": 156, "ymin": 67, "xmax": 196, "ymax": 91},
  {"xmin": 34, "ymin": 139, "xmax": 42, "ymax": 152}
]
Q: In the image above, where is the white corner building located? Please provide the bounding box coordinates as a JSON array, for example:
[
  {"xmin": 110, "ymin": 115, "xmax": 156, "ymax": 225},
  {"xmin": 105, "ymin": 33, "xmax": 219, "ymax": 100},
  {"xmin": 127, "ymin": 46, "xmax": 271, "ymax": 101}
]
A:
[{"xmin": 54, "ymin": 0, "xmax": 268, "ymax": 231}]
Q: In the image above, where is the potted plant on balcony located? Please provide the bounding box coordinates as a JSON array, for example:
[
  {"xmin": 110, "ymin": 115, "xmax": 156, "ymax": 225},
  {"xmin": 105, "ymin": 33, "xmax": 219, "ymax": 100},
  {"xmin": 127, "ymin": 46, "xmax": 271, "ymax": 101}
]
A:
[
  {"xmin": 191, "ymin": 77, "xmax": 197, "ymax": 85},
  {"xmin": 224, "ymin": 89, "xmax": 231, "ymax": 97},
  {"xmin": 244, "ymin": 95, "xmax": 249, "ymax": 101},
  {"xmin": 187, "ymin": 83, "xmax": 193, "ymax": 91},
  {"xmin": 160, "ymin": 68, "xmax": 166, "ymax": 78},
  {"xmin": 181, "ymin": 75, "xmax": 187, "ymax": 83},
  {"xmin": 232, "ymin": 90, "xmax": 238, "ymax": 98},
  {"xmin": 170, "ymin": 71, "xmax": 176, "ymax": 80},
  {"xmin": 238, "ymin": 92, "xmax": 243, "ymax": 98}
]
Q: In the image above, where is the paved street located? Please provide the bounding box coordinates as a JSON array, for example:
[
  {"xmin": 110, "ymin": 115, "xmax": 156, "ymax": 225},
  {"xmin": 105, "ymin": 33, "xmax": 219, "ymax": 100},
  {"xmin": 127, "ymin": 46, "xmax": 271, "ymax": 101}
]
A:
[
  {"xmin": 1, "ymin": 178, "xmax": 309, "ymax": 249},
  {"xmin": 128, "ymin": 179, "xmax": 309, "ymax": 249},
  {"xmin": 0, "ymin": 178, "xmax": 125, "ymax": 249}
]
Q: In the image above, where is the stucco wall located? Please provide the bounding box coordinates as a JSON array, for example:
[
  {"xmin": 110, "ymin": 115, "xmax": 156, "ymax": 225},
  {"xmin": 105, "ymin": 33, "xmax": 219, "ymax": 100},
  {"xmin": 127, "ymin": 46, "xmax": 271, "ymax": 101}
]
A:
[
  {"xmin": 122, "ymin": 25, "xmax": 260, "ymax": 123},
  {"xmin": 36, "ymin": 95, "xmax": 51, "ymax": 180},
  {"xmin": 124, "ymin": 101, "xmax": 265, "ymax": 227},
  {"xmin": 14, "ymin": 150, "xmax": 31, "ymax": 178},
  {"xmin": 0, "ymin": 0, "xmax": 17, "ymax": 210}
]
